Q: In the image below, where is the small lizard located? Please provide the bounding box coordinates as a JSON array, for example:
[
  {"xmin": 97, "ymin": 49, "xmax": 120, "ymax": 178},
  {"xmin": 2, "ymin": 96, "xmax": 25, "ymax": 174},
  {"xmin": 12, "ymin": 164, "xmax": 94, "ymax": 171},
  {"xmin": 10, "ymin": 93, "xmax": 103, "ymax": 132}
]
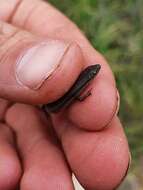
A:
[{"xmin": 43, "ymin": 64, "xmax": 101, "ymax": 113}]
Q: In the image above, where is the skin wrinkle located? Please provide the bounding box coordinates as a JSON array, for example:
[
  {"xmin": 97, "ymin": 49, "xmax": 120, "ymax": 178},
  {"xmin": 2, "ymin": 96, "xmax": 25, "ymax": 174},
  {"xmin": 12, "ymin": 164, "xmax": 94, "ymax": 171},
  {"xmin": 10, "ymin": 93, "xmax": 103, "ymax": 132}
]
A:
[
  {"xmin": 8, "ymin": 0, "xmax": 23, "ymax": 23},
  {"xmin": 0, "ymin": 30, "xmax": 33, "ymax": 64},
  {"xmin": 0, "ymin": 30, "xmax": 19, "ymax": 50},
  {"xmin": 19, "ymin": 1, "xmax": 42, "ymax": 29}
]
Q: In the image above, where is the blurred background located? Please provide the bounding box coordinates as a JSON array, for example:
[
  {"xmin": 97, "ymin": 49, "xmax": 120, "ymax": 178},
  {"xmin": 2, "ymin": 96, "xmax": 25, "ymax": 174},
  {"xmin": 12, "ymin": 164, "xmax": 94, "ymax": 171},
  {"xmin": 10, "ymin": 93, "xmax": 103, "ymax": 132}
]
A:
[{"xmin": 48, "ymin": 0, "xmax": 143, "ymax": 189}]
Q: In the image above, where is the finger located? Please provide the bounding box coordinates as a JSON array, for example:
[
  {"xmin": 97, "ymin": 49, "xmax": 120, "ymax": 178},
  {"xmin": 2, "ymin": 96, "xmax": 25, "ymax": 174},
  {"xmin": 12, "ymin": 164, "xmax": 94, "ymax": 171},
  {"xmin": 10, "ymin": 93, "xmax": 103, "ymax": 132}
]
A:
[
  {"xmin": 0, "ymin": 123, "xmax": 21, "ymax": 190},
  {"xmin": 0, "ymin": 20, "xmax": 84, "ymax": 103},
  {"xmin": 5, "ymin": 103, "xmax": 75, "ymax": 190},
  {"xmin": 52, "ymin": 116, "xmax": 130, "ymax": 190},
  {"xmin": 2, "ymin": 0, "xmax": 119, "ymax": 130}
]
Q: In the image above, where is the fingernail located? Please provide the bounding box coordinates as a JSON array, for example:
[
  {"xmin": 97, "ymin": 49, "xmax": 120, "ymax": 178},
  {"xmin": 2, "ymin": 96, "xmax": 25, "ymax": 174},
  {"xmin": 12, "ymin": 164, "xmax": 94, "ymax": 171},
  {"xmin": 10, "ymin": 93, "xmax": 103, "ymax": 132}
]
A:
[
  {"xmin": 104, "ymin": 89, "xmax": 121, "ymax": 129},
  {"xmin": 122, "ymin": 155, "xmax": 131, "ymax": 181},
  {"xmin": 115, "ymin": 89, "xmax": 120, "ymax": 115},
  {"xmin": 16, "ymin": 40, "xmax": 69, "ymax": 90},
  {"xmin": 115, "ymin": 153, "xmax": 131, "ymax": 189}
]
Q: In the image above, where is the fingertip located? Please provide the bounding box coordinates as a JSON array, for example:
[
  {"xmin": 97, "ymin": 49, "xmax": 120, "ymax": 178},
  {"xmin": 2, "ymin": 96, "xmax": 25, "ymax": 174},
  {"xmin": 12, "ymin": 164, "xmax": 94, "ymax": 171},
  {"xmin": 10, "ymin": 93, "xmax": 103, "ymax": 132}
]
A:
[
  {"xmin": 60, "ymin": 117, "xmax": 130, "ymax": 190},
  {"xmin": 67, "ymin": 79, "xmax": 119, "ymax": 131},
  {"xmin": 0, "ymin": 21, "xmax": 84, "ymax": 104}
]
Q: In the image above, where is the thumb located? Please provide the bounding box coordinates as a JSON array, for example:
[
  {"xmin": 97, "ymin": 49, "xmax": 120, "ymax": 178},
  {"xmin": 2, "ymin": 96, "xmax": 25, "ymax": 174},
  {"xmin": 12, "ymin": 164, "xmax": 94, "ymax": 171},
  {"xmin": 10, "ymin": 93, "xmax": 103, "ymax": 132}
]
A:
[{"xmin": 0, "ymin": 21, "xmax": 84, "ymax": 104}]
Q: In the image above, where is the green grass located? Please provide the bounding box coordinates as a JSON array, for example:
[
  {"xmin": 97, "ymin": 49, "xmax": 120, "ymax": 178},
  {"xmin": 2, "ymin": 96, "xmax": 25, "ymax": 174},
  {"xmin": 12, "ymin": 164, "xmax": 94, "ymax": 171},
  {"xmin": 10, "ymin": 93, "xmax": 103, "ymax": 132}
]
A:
[{"xmin": 48, "ymin": 0, "xmax": 143, "ymax": 170}]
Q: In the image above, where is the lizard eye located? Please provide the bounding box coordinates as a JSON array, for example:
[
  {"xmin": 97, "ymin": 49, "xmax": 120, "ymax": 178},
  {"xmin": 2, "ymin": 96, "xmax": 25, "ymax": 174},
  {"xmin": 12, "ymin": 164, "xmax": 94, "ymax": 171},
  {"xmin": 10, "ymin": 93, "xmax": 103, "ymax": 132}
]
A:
[{"xmin": 90, "ymin": 71, "xmax": 96, "ymax": 77}]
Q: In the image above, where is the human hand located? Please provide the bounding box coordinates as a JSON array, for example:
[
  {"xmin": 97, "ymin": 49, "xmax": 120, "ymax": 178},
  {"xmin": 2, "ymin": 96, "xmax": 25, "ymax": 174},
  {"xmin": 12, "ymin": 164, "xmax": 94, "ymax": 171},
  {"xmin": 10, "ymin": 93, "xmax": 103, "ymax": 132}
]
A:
[{"xmin": 0, "ymin": 0, "xmax": 130, "ymax": 189}]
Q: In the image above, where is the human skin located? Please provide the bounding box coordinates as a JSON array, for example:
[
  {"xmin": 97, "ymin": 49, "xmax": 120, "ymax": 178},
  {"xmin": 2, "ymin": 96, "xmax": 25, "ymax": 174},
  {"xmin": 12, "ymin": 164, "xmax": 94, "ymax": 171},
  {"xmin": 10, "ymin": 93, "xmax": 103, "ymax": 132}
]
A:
[{"xmin": 0, "ymin": 0, "xmax": 130, "ymax": 190}]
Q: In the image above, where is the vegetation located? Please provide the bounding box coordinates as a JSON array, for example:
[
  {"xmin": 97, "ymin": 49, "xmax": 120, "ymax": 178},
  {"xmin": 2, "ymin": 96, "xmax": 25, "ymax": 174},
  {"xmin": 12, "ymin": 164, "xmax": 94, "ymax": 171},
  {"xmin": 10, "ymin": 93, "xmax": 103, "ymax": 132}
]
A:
[{"xmin": 48, "ymin": 0, "xmax": 143, "ymax": 181}]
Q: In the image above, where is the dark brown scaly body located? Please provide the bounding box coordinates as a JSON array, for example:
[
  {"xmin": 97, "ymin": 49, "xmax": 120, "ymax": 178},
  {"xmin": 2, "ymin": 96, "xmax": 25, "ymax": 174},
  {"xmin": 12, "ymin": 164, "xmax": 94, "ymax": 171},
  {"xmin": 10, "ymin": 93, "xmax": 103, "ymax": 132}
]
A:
[{"xmin": 43, "ymin": 64, "xmax": 101, "ymax": 113}]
